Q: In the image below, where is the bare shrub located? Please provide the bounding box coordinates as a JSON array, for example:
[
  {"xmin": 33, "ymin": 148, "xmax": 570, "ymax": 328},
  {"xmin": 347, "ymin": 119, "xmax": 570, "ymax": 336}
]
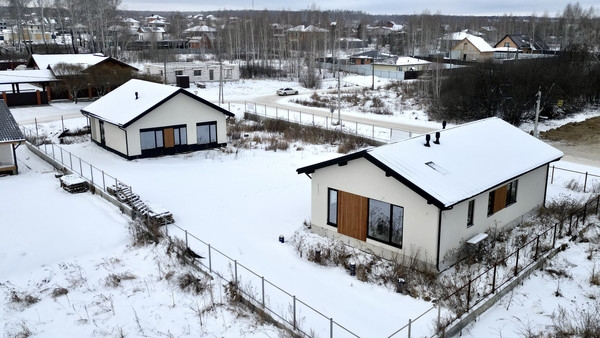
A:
[
  {"xmin": 591, "ymin": 264, "xmax": 600, "ymax": 286},
  {"xmin": 550, "ymin": 303, "xmax": 600, "ymax": 337},
  {"xmin": 225, "ymin": 280, "xmax": 241, "ymax": 303},
  {"xmin": 128, "ymin": 219, "xmax": 163, "ymax": 246},
  {"xmin": 265, "ymin": 137, "xmax": 289, "ymax": 151},
  {"xmin": 9, "ymin": 291, "xmax": 40, "ymax": 306},
  {"xmin": 565, "ymin": 178, "xmax": 583, "ymax": 192},
  {"xmin": 105, "ymin": 272, "xmax": 137, "ymax": 287},
  {"xmin": 177, "ymin": 272, "xmax": 208, "ymax": 295},
  {"xmin": 51, "ymin": 287, "xmax": 69, "ymax": 298}
]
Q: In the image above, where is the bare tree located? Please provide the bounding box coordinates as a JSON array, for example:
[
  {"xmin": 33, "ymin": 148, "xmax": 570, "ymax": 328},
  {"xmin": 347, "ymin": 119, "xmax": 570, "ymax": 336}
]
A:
[{"xmin": 52, "ymin": 63, "xmax": 87, "ymax": 102}]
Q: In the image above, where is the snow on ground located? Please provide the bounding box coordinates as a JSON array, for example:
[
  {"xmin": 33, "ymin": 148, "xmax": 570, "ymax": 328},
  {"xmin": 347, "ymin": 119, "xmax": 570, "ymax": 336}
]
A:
[{"xmin": 3, "ymin": 76, "xmax": 600, "ymax": 337}]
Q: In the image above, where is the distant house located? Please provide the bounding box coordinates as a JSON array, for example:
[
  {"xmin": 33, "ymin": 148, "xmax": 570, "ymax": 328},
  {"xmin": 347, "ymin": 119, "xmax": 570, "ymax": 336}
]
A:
[
  {"xmin": 0, "ymin": 100, "xmax": 25, "ymax": 175},
  {"xmin": 145, "ymin": 61, "xmax": 239, "ymax": 85},
  {"xmin": 348, "ymin": 51, "xmax": 396, "ymax": 65},
  {"xmin": 28, "ymin": 53, "xmax": 138, "ymax": 74},
  {"xmin": 297, "ymin": 118, "xmax": 563, "ymax": 271},
  {"xmin": 80, "ymin": 79, "xmax": 234, "ymax": 159},
  {"xmin": 450, "ymin": 36, "xmax": 495, "ymax": 61},
  {"xmin": 0, "ymin": 69, "xmax": 59, "ymax": 106},
  {"xmin": 374, "ymin": 56, "xmax": 431, "ymax": 72},
  {"xmin": 28, "ymin": 53, "xmax": 138, "ymax": 100},
  {"xmin": 494, "ymin": 34, "xmax": 549, "ymax": 54}
]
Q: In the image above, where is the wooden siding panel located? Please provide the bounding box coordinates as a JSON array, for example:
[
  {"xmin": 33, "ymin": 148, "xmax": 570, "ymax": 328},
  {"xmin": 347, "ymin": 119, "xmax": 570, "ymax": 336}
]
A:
[
  {"xmin": 493, "ymin": 185, "xmax": 508, "ymax": 213},
  {"xmin": 164, "ymin": 128, "xmax": 175, "ymax": 148},
  {"xmin": 338, "ymin": 191, "xmax": 368, "ymax": 241}
]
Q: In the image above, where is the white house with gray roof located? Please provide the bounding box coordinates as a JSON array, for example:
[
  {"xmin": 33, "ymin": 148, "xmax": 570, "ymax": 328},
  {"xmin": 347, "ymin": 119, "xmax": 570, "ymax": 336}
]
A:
[
  {"xmin": 297, "ymin": 118, "xmax": 563, "ymax": 271},
  {"xmin": 80, "ymin": 79, "xmax": 234, "ymax": 160}
]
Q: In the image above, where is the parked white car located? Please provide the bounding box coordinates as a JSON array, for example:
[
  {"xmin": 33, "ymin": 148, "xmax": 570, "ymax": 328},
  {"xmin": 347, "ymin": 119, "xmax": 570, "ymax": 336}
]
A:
[{"xmin": 276, "ymin": 88, "xmax": 298, "ymax": 96}]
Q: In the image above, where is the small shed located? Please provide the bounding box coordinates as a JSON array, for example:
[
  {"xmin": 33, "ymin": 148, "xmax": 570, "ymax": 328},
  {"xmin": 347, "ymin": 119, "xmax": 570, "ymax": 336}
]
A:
[
  {"xmin": 0, "ymin": 69, "xmax": 59, "ymax": 106},
  {"xmin": 80, "ymin": 79, "xmax": 234, "ymax": 160},
  {"xmin": 0, "ymin": 100, "xmax": 25, "ymax": 175}
]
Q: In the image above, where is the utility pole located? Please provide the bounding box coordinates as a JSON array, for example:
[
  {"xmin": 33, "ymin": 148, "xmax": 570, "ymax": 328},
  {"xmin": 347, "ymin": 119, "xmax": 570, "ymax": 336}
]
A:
[
  {"xmin": 218, "ymin": 60, "xmax": 224, "ymax": 105},
  {"xmin": 533, "ymin": 87, "xmax": 541, "ymax": 138}
]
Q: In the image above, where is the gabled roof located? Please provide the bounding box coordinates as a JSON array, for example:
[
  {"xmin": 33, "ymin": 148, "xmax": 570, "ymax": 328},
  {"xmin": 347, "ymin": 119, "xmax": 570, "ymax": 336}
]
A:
[
  {"xmin": 461, "ymin": 36, "xmax": 495, "ymax": 52},
  {"xmin": 297, "ymin": 118, "xmax": 563, "ymax": 209},
  {"xmin": 0, "ymin": 100, "xmax": 25, "ymax": 144},
  {"xmin": 495, "ymin": 34, "xmax": 549, "ymax": 51},
  {"xmin": 395, "ymin": 56, "xmax": 431, "ymax": 66},
  {"xmin": 0, "ymin": 69, "xmax": 58, "ymax": 84},
  {"xmin": 80, "ymin": 79, "xmax": 234, "ymax": 128},
  {"xmin": 29, "ymin": 54, "xmax": 138, "ymax": 72}
]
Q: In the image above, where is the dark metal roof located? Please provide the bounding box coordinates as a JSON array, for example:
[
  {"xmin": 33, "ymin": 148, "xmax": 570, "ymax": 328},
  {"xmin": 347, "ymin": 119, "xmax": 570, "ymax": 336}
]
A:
[{"xmin": 0, "ymin": 99, "xmax": 25, "ymax": 143}]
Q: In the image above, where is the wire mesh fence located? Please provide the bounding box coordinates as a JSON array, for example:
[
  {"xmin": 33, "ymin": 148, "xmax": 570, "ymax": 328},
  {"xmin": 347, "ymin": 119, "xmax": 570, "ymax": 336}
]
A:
[{"xmin": 20, "ymin": 124, "xmax": 600, "ymax": 338}]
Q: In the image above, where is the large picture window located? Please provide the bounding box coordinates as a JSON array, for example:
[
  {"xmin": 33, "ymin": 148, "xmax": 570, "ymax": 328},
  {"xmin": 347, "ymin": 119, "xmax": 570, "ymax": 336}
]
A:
[
  {"xmin": 367, "ymin": 199, "xmax": 403, "ymax": 248},
  {"xmin": 488, "ymin": 179, "xmax": 518, "ymax": 216},
  {"xmin": 196, "ymin": 122, "xmax": 217, "ymax": 145},
  {"xmin": 140, "ymin": 129, "xmax": 163, "ymax": 150},
  {"xmin": 173, "ymin": 126, "xmax": 187, "ymax": 145},
  {"xmin": 327, "ymin": 189, "xmax": 338, "ymax": 226}
]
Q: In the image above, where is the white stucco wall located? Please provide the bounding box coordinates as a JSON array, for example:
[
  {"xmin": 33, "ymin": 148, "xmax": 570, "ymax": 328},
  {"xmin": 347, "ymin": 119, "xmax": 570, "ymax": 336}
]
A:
[
  {"xmin": 126, "ymin": 93, "xmax": 228, "ymax": 157},
  {"xmin": 89, "ymin": 117, "xmax": 101, "ymax": 143},
  {"xmin": 310, "ymin": 157, "xmax": 441, "ymax": 267},
  {"xmin": 0, "ymin": 144, "xmax": 14, "ymax": 165},
  {"xmin": 310, "ymin": 159, "xmax": 551, "ymax": 270},
  {"xmin": 437, "ymin": 165, "xmax": 549, "ymax": 269},
  {"xmin": 104, "ymin": 122, "xmax": 127, "ymax": 155}
]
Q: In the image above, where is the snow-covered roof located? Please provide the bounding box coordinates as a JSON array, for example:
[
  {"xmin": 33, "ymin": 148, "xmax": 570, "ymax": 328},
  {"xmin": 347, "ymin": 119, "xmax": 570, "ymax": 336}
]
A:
[
  {"xmin": 395, "ymin": 56, "xmax": 431, "ymax": 66},
  {"xmin": 80, "ymin": 79, "xmax": 233, "ymax": 128},
  {"xmin": 463, "ymin": 36, "xmax": 495, "ymax": 52},
  {"xmin": 0, "ymin": 100, "xmax": 24, "ymax": 143},
  {"xmin": 297, "ymin": 117, "xmax": 563, "ymax": 209},
  {"xmin": 0, "ymin": 69, "xmax": 58, "ymax": 84},
  {"xmin": 31, "ymin": 54, "xmax": 108, "ymax": 71},
  {"xmin": 184, "ymin": 25, "xmax": 216, "ymax": 33}
]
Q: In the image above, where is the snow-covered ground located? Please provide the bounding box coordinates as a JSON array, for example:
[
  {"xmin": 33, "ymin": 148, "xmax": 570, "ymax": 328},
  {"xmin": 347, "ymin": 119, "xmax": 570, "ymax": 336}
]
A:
[{"xmin": 2, "ymin": 76, "xmax": 600, "ymax": 337}]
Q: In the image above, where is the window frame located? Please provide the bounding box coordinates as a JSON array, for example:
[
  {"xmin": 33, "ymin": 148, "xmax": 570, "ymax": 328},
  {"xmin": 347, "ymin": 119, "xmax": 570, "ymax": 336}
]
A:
[
  {"xmin": 506, "ymin": 180, "xmax": 518, "ymax": 206},
  {"xmin": 467, "ymin": 200, "xmax": 475, "ymax": 227},
  {"xmin": 140, "ymin": 128, "xmax": 164, "ymax": 150},
  {"xmin": 327, "ymin": 188, "xmax": 338, "ymax": 227},
  {"xmin": 193, "ymin": 69, "xmax": 202, "ymax": 76},
  {"xmin": 367, "ymin": 198, "xmax": 403, "ymax": 249},
  {"xmin": 174, "ymin": 70, "xmax": 183, "ymax": 76},
  {"xmin": 196, "ymin": 121, "xmax": 218, "ymax": 145},
  {"xmin": 487, "ymin": 179, "xmax": 518, "ymax": 216}
]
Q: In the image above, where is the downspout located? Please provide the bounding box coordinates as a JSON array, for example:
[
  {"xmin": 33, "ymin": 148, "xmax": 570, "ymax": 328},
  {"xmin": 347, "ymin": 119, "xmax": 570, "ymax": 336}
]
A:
[
  {"xmin": 436, "ymin": 208, "xmax": 443, "ymax": 272},
  {"xmin": 543, "ymin": 164, "xmax": 551, "ymax": 208}
]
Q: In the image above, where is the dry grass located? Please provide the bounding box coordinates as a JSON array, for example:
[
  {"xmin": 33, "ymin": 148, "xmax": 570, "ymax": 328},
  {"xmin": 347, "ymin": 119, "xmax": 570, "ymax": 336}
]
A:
[{"xmin": 541, "ymin": 116, "xmax": 600, "ymax": 145}]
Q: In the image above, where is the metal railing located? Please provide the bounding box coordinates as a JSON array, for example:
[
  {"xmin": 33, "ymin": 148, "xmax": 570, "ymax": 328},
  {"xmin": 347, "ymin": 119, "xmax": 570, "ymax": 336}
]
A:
[
  {"xmin": 244, "ymin": 101, "xmax": 416, "ymax": 143},
  {"xmin": 20, "ymin": 127, "xmax": 361, "ymax": 338},
  {"xmin": 20, "ymin": 124, "xmax": 600, "ymax": 338}
]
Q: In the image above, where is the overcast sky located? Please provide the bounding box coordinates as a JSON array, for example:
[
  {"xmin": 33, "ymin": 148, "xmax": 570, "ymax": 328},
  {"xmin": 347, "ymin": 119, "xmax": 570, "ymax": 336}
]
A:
[{"xmin": 119, "ymin": 0, "xmax": 595, "ymax": 17}]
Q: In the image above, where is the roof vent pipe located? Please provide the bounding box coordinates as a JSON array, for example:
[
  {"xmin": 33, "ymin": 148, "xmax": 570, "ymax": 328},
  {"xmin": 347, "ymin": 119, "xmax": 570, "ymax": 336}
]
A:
[
  {"xmin": 135, "ymin": 92, "xmax": 138, "ymax": 100},
  {"xmin": 442, "ymin": 120, "xmax": 447, "ymax": 129},
  {"xmin": 434, "ymin": 131, "xmax": 440, "ymax": 144},
  {"xmin": 424, "ymin": 134, "xmax": 431, "ymax": 147}
]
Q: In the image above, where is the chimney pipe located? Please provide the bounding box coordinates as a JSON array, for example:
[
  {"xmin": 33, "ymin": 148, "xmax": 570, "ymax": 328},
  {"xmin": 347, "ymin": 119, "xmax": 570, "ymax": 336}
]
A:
[
  {"xmin": 434, "ymin": 132, "xmax": 440, "ymax": 144},
  {"xmin": 424, "ymin": 134, "xmax": 431, "ymax": 147},
  {"xmin": 442, "ymin": 120, "xmax": 447, "ymax": 129},
  {"xmin": 135, "ymin": 92, "xmax": 138, "ymax": 100}
]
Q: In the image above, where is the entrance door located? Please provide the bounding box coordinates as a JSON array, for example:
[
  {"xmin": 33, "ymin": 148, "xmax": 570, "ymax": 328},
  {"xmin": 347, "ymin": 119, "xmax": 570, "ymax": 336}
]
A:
[{"xmin": 163, "ymin": 128, "xmax": 175, "ymax": 148}]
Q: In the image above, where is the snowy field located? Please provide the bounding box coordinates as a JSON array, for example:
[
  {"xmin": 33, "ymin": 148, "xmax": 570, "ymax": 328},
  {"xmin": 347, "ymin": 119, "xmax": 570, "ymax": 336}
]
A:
[{"xmin": 2, "ymin": 76, "xmax": 600, "ymax": 337}]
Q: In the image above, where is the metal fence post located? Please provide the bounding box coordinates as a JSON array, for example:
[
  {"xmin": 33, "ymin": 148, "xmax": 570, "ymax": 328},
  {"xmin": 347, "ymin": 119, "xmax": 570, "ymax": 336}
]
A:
[
  {"xmin": 185, "ymin": 230, "xmax": 188, "ymax": 247},
  {"xmin": 90, "ymin": 164, "xmax": 94, "ymax": 185},
  {"xmin": 51, "ymin": 144, "xmax": 55, "ymax": 159},
  {"xmin": 208, "ymin": 244, "xmax": 212, "ymax": 272},
  {"xmin": 534, "ymin": 236, "xmax": 540, "ymax": 260},
  {"xmin": 551, "ymin": 165, "xmax": 555, "ymax": 184},
  {"xmin": 492, "ymin": 264, "xmax": 497, "ymax": 293},
  {"xmin": 69, "ymin": 153, "xmax": 73, "ymax": 170},
  {"xmin": 293, "ymin": 295, "xmax": 297, "ymax": 330},
  {"xmin": 79, "ymin": 158, "xmax": 82, "ymax": 175},
  {"xmin": 553, "ymin": 223, "xmax": 558, "ymax": 248},
  {"xmin": 234, "ymin": 260, "xmax": 238, "ymax": 285},
  {"xmin": 466, "ymin": 279, "xmax": 472, "ymax": 311},
  {"xmin": 408, "ymin": 319, "xmax": 412, "ymax": 338},
  {"xmin": 584, "ymin": 172, "xmax": 588, "ymax": 193},
  {"xmin": 102, "ymin": 171, "xmax": 106, "ymax": 191},
  {"xmin": 515, "ymin": 248, "xmax": 520, "ymax": 276},
  {"xmin": 261, "ymin": 276, "xmax": 265, "ymax": 307},
  {"xmin": 330, "ymin": 318, "xmax": 333, "ymax": 338}
]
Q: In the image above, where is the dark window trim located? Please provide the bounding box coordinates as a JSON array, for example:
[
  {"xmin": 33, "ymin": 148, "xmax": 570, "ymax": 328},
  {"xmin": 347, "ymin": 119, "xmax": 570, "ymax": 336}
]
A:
[
  {"xmin": 366, "ymin": 198, "xmax": 403, "ymax": 249},
  {"xmin": 196, "ymin": 121, "xmax": 218, "ymax": 144},
  {"xmin": 327, "ymin": 188, "xmax": 338, "ymax": 227},
  {"xmin": 140, "ymin": 124, "xmax": 187, "ymax": 150},
  {"xmin": 467, "ymin": 199, "xmax": 475, "ymax": 227},
  {"xmin": 487, "ymin": 179, "xmax": 518, "ymax": 217}
]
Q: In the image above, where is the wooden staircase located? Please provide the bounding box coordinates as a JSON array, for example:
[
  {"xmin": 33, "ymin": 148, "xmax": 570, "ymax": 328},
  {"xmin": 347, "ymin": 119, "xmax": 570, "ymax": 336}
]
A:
[{"xmin": 107, "ymin": 182, "xmax": 174, "ymax": 226}]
